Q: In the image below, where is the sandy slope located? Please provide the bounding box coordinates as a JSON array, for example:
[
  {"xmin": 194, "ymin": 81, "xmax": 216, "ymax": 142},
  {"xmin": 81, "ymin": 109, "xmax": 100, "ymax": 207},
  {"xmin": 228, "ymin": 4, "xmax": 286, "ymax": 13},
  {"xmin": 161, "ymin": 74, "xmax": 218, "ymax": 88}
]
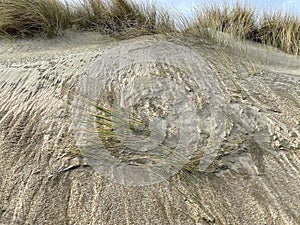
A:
[{"xmin": 0, "ymin": 31, "xmax": 299, "ymax": 225}]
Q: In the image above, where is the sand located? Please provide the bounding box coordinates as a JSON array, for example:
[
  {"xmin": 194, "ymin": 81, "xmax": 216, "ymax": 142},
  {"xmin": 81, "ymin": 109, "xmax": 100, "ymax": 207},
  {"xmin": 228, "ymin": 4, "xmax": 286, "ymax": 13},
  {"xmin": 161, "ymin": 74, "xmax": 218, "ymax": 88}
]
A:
[{"xmin": 0, "ymin": 31, "xmax": 299, "ymax": 224}]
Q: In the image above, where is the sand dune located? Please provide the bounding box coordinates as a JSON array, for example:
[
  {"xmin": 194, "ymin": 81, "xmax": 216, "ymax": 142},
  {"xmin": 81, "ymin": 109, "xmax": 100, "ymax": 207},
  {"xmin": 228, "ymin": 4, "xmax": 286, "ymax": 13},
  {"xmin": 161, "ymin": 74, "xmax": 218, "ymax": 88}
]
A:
[{"xmin": 0, "ymin": 31, "xmax": 299, "ymax": 224}]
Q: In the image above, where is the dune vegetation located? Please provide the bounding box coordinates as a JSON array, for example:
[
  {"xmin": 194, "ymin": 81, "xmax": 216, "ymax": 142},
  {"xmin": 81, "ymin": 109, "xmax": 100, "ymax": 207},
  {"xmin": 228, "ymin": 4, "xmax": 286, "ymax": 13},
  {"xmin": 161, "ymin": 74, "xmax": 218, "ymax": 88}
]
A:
[{"xmin": 0, "ymin": 0, "xmax": 299, "ymax": 55}]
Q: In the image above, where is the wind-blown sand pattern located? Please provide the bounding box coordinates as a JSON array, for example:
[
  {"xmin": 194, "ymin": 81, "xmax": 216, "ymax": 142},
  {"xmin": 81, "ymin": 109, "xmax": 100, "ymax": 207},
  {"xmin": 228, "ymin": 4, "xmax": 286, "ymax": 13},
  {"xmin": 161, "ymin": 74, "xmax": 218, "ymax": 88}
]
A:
[{"xmin": 0, "ymin": 32, "xmax": 300, "ymax": 224}]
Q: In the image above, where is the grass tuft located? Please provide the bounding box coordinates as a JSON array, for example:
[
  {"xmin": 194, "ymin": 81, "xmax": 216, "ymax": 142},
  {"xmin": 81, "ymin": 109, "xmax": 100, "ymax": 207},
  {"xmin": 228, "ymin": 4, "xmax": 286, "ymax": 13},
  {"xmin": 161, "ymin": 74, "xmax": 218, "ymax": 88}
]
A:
[
  {"xmin": 257, "ymin": 11, "xmax": 300, "ymax": 55},
  {"xmin": 186, "ymin": 2, "xmax": 300, "ymax": 55},
  {"xmin": 0, "ymin": 0, "xmax": 71, "ymax": 38},
  {"xmin": 70, "ymin": 0, "xmax": 175, "ymax": 38},
  {"xmin": 197, "ymin": 3, "xmax": 257, "ymax": 40}
]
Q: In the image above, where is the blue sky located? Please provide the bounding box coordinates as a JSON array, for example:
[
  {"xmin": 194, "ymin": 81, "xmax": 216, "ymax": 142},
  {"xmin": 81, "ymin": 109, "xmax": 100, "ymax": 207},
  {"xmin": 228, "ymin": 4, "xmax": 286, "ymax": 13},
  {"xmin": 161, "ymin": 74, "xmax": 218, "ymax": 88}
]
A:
[{"xmin": 132, "ymin": 0, "xmax": 300, "ymax": 19}]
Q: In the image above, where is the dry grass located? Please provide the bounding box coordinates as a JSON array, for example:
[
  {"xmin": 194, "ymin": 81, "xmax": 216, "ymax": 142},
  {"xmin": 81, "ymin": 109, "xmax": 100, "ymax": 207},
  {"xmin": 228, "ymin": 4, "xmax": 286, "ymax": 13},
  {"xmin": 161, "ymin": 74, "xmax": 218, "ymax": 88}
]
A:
[
  {"xmin": 71, "ymin": 0, "xmax": 150, "ymax": 35},
  {"xmin": 0, "ymin": 0, "xmax": 174, "ymax": 38},
  {"xmin": 61, "ymin": 0, "xmax": 175, "ymax": 38},
  {"xmin": 186, "ymin": 2, "xmax": 300, "ymax": 55},
  {"xmin": 193, "ymin": 3, "xmax": 257, "ymax": 40},
  {"xmin": 0, "ymin": 0, "xmax": 71, "ymax": 38},
  {"xmin": 257, "ymin": 12, "xmax": 300, "ymax": 55},
  {"xmin": 0, "ymin": 0, "xmax": 299, "ymax": 55}
]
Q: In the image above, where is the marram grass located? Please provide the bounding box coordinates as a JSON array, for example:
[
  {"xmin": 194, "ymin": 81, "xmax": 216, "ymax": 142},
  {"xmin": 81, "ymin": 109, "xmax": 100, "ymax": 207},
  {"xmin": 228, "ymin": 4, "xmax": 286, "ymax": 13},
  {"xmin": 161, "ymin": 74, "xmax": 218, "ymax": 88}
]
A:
[
  {"xmin": 184, "ymin": 2, "xmax": 300, "ymax": 55},
  {"xmin": 0, "ymin": 0, "xmax": 72, "ymax": 38},
  {"xmin": 70, "ymin": 0, "xmax": 175, "ymax": 37},
  {"xmin": 0, "ymin": 0, "xmax": 174, "ymax": 38},
  {"xmin": 0, "ymin": 0, "xmax": 299, "ymax": 55},
  {"xmin": 258, "ymin": 11, "xmax": 300, "ymax": 55}
]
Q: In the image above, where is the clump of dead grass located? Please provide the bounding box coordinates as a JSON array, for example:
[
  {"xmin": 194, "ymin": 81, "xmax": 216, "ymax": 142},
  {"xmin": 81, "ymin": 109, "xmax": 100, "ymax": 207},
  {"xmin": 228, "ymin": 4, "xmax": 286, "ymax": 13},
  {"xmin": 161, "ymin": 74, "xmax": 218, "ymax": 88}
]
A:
[
  {"xmin": 71, "ymin": 0, "xmax": 175, "ymax": 38},
  {"xmin": 0, "ymin": 0, "xmax": 72, "ymax": 38},
  {"xmin": 0, "ymin": 0, "xmax": 174, "ymax": 38},
  {"xmin": 194, "ymin": 3, "xmax": 257, "ymax": 40},
  {"xmin": 257, "ymin": 12, "xmax": 300, "ymax": 55},
  {"xmin": 185, "ymin": 2, "xmax": 300, "ymax": 55}
]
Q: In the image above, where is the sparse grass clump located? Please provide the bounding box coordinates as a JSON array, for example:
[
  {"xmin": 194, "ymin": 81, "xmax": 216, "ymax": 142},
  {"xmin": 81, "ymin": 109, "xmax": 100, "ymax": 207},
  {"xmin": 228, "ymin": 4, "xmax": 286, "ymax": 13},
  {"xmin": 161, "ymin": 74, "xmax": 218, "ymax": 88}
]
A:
[
  {"xmin": 71, "ymin": 0, "xmax": 175, "ymax": 38},
  {"xmin": 257, "ymin": 12, "xmax": 300, "ymax": 55},
  {"xmin": 193, "ymin": 3, "xmax": 257, "ymax": 40},
  {"xmin": 0, "ymin": 0, "xmax": 299, "ymax": 55},
  {"xmin": 186, "ymin": 2, "xmax": 300, "ymax": 55},
  {"xmin": 0, "ymin": 0, "xmax": 71, "ymax": 38},
  {"xmin": 0, "ymin": 0, "xmax": 174, "ymax": 38}
]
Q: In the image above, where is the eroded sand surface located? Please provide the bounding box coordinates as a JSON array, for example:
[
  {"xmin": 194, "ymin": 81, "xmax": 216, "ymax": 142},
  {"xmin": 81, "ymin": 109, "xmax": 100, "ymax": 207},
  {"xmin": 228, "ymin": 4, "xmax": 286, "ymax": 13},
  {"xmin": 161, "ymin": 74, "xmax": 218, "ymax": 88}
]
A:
[{"xmin": 0, "ymin": 31, "xmax": 300, "ymax": 224}]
